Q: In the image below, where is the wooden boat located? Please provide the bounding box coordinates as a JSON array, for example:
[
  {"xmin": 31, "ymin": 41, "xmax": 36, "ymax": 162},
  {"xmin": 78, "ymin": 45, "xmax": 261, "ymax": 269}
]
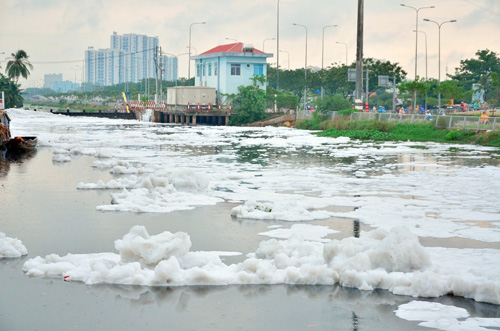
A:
[{"xmin": 5, "ymin": 136, "xmax": 37, "ymax": 153}]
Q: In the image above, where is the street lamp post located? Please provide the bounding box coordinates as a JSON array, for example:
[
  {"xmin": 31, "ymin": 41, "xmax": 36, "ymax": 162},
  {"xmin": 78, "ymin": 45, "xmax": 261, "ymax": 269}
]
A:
[
  {"xmin": 336, "ymin": 42, "xmax": 348, "ymax": 66},
  {"xmin": 277, "ymin": 0, "xmax": 280, "ymax": 90},
  {"xmin": 293, "ymin": 23, "xmax": 308, "ymax": 112},
  {"xmin": 225, "ymin": 38, "xmax": 238, "ymax": 43},
  {"xmin": 187, "ymin": 46, "xmax": 197, "ymax": 55},
  {"xmin": 279, "ymin": 50, "xmax": 290, "ymax": 70},
  {"xmin": 401, "ymin": 4, "xmax": 434, "ymax": 111},
  {"xmin": 263, "ymin": 38, "xmax": 275, "ymax": 52},
  {"xmin": 424, "ymin": 18, "xmax": 457, "ymax": 112},
  {"xmin": 322, "ymin": 25, "xmax": 337, "ymax": 70},
  {"xmin": 321, "ymin": 25, "xmax": 337, "ymax": 99},
  {"xmin": 414, "ymin": 29, "xmax": 428, "ymax": 111},
  {"xmin": 188, "ymin": 22, "xmax": 206, "ymax": 84},
  {"xmin": 163, "ymin": 52, "xmax": 189, "ymax": 87}
]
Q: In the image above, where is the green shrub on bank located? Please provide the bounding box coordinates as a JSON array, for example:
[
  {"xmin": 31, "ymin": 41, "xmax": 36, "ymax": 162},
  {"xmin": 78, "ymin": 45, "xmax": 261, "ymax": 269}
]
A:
[
  {"xmin": 338, "ymin": 108, "xmax": 357, "ymax": 117},
  {"xmin": 474, "ymin": 130, "xmax": 500, "ymax": 146},
  {"xmin": 300, "ymin": 116, "xmax": 500, "ymax": 147}
]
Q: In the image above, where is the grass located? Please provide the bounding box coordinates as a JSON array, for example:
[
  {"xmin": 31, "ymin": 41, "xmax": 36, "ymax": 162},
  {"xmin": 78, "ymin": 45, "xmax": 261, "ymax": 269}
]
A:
[{"xmin": 296, "ymin": 117, "xmax": 500, "ymax": 147}]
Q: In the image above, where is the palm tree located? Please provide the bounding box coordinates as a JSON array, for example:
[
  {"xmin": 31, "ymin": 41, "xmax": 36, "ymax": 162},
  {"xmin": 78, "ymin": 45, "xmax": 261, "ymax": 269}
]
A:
[
  {"xmin": 0, "ymin": 74, "xmax": 24, "ymax": 108},
  {"xmin": 5, "ymin": 50, "xmax": 33, "ymax": 82}
]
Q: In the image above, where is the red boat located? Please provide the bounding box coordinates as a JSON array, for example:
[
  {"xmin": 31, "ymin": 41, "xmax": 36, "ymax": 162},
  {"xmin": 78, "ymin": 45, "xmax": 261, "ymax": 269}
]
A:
[{"xmin": 5, "ymin": 136, "xmax": 37, "ymax": 153}]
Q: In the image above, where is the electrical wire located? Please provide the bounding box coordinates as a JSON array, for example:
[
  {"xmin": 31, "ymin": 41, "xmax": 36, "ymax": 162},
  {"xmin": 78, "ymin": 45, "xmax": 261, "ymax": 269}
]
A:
[
  {"xmin": 30, "ymin": 47, "xmax": 158, "ymax": 65},
  {"xmin": 463, "ymin": 0, "xmax": 500, "ymax": 16}
]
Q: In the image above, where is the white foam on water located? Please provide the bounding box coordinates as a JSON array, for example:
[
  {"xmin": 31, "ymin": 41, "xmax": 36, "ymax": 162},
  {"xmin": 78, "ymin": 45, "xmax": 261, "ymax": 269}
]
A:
[
  {"xmin": 7, "ymin": 109, "xmax": 500, "ymax": 306},
  {"xmin": 395, "ymin": 301, "xmax": 500, "ymax": 330},
  {"xmin": 0, "ymin": 232, "xmax": 28, "ymax": 258},
  {"xmin": 22, "ymin": 225, "xmax": 500, "ymax": 305}
]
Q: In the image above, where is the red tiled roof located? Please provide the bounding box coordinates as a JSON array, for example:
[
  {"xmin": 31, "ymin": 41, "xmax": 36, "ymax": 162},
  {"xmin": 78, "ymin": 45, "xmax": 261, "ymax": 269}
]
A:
[{"xmin": 200, "ymin": 43, "xmax": 265, "ymax": 55}]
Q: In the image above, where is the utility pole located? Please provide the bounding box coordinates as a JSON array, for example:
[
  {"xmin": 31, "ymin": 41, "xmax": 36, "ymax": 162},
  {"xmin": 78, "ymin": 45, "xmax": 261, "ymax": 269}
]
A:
[
  {"xmin": 155, "ymin": 46, "xmax": 159, "ymax": 104},
  {"xmin": 365, "ymin": 69, "xmax": 370, "ymax": 108},
  {"xmin": 355, "ymin": 0, "xmax": 364, "ymax": 110},
  {"xmin": 277, "ymin": 0, "xmax": 280, "ymax": 90}
]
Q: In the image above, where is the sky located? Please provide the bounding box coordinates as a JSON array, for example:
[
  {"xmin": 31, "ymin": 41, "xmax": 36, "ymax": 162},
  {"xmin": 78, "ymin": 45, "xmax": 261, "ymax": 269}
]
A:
[{"xmin": 1, "ymin": 0, "xmax": 500, "ymax": 88}]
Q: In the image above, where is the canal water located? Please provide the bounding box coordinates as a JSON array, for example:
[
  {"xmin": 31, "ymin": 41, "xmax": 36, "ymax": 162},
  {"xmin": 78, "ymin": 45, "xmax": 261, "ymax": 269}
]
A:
[{"xmin": 1, "ymin": 109, "xmax": 500, "ymax": 330}]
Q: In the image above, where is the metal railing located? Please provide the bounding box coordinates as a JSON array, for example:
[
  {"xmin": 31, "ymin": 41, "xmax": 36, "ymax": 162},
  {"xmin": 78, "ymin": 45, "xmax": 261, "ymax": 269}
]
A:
[{"xmin": 350, "ymin": 112, "xmax": 498, "ymax": 131}]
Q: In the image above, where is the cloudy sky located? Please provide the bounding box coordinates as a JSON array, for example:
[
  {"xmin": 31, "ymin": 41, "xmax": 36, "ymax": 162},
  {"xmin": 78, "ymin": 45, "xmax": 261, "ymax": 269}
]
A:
[{"xmin": 1, "ymin": 0, "xmax": 499, "ymax": 88}]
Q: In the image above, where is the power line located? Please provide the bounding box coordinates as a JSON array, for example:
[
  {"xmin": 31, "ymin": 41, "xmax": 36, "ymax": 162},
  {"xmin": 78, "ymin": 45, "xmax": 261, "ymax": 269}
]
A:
[
  {"xmin": 30, "ymin": 47, "xmax": 158, "ymax": 65},
  {"xmin": 463, "ymin": 0, "xmax": 500, "ymax": 16}
]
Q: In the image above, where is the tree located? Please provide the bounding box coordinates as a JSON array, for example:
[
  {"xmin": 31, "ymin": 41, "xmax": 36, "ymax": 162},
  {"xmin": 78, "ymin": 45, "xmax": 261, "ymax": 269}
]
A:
[
  {"xmin": 490, "ymin": 72, "xmax": 500, "ymax": 109},
  {"xmin": 451, "ymin": 49, "xmax": 500, "ymax": 86},
  {"xmin": 0, "ymin": 74, "xmax": 24, "ymax": 108},
  {"xmin": 314, "ymin": 94, "xmax": 351, "ymax": 113},
  {"xmin": 5, "ymin": 50, "xmax": 34, "ymax": 82},
  {"xmin": 398, "ymin": 76, "xmax": 429, "ymax": 110},
  {"xmin": 363, "ymin": 58, "xmax": 407, "ymax": 92},
  {"xmin": 228, "ymin": 76, "xmax": 267, "ymax": 125},
  {"xmin": 439, "ymin": 80, "xmax": 472, "ymax": 105}
]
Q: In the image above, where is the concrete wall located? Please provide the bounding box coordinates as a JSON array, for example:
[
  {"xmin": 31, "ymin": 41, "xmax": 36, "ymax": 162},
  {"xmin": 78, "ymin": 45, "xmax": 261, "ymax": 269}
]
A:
[{"xmin": 166, "ymin": 86, "xmax": 216, "ymax": 105}]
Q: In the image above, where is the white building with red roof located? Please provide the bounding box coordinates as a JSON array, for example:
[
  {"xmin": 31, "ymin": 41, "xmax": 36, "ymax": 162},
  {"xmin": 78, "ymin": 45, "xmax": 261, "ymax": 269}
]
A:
[{"xmin": 191, "ymin": 43, "xmax": 273, "ymax": 101}]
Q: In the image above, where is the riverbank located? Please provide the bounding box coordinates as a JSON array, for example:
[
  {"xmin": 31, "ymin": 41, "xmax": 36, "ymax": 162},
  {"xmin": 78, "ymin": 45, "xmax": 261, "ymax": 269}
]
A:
[{"xmin": 297, "ymin": 116, "xmax": 500, "ymax": 147}]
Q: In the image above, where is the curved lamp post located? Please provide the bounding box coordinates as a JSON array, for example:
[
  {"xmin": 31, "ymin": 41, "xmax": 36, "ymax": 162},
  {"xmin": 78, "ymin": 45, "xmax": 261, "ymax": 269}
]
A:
[
  {"xmin": 188, "ymin": 22, "xmax": 206, "ymax": 84},
  {"xmin": 336, "ymin": 41, "xmax": 348, "ymax": 66},
  {"xmin": 263, "ymin": 38, "xmax": 275, "ymax": 52},
  {"xmin": 322, "ymin": 25, "xmax": 337, "ymax": 70},
  {"xmin": 279, "ymin": 50, "xmax": 290, "ymax": 70},
  {"xmin": 401, "ymin": 4, "xmax": 434, "ymax": 110},
  {"xmin": 424, "ymin": 18, "xmax": 457, "ymax": 112},
  {"xmin": 414, "ymin": 29, "xmax": 428, "ymax": 111},
  {"xmin": 293, "ymin": 23, "xmax": 308, "ymax": 111}
]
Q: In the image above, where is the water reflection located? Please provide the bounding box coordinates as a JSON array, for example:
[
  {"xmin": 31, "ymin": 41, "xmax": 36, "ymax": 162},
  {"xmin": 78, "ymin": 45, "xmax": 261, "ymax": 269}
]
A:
[
  {"xmin": 83, "ymin": 282, "xmax": 500, "ymax": 321},
  {"xmin": 0, "ymin": 148, "xmax": 37, "ymax": 177}
]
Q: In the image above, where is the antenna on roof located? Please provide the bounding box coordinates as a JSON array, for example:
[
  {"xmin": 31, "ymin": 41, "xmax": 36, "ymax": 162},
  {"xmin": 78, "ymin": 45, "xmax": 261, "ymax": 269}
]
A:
[{"xmin": 243, "ymin": 44, "xmax": 254, "ymax": 52}]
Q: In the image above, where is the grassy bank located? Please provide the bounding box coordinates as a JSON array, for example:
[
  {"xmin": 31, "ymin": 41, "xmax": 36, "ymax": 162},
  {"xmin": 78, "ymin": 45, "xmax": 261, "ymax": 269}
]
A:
[{"xmin": 296, "ymin": 116, "xmax": 500, "ymax": 147}]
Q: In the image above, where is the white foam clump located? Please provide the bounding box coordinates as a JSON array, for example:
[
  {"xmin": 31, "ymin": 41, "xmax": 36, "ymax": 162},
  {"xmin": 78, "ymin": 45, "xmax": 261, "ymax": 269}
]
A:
[
  {"xmin": 0, "ymin": 232, "xmax": 28, "ymax": 258},
  {"xmin": 52, "ymin": 154, "xmax": 71, "ymax": 163},
  {"xmin": 231, "ymin": 200, "xmax": 335, "ymax": 222},
  {"xmin": 115, "ymin": 225, "xmax": 191, "ymax": 266},
  {"xmin": 77, "ymin": 169, "xmax": 221, "ymax": 212},
  {"xmin": 259, "ymin": 224, "xmax": 338, "ymax": 242},
  {"xmin": 395, "ymin": 301, "xmax": 500, "ymax": 330},
  {"xmin": 22, "ymin": 225, "xmax": 500, "ymax": 305}
]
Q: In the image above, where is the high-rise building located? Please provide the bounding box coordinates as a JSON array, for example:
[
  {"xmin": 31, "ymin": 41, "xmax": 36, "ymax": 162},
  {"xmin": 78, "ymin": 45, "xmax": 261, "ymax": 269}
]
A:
[
  {"xmin": 85, "ymin": 32, "xmax": 171, "ymax": 87},
  {"xmin": 44, "ymin": 73, "xmax": 63, "ymax": 90},
  {"xmin": 160, "ymin": 55, "xmax": 178, "ymax": 82}
]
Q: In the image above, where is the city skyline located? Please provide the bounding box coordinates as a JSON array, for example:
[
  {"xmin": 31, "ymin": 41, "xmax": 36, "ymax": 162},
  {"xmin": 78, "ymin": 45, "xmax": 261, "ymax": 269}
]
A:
[{"xmin": 1, "ymin": 0, "xmax": 499, "ymax": 88}]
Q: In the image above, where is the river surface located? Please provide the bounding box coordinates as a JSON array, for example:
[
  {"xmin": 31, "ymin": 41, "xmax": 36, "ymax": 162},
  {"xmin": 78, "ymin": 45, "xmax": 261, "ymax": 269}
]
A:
[{"xmin": 1, "ymin": 109, "xmax": 500, "ymax": 330}]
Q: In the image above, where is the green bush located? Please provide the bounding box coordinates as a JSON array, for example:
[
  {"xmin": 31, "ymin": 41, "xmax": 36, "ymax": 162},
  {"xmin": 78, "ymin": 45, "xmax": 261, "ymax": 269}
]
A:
[
  {"xmin": 445, "ymin": 130, "xmax": 458, "ymax": 141},
  {"xmin": 314, "ymin": 94, "xmax": 352, "ymax": 113},
  {"xmin": 437, "ymin": 117, "xmax": 448, "ymax": 129},
  {"xmin": 338, "ymin": 108, "xmax": 357, "ymax": 117}
]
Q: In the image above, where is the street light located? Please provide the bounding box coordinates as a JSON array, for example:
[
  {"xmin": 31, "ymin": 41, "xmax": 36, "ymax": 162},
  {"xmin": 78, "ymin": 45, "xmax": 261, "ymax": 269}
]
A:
[
  {"xmin": 401, "ymin": 4, "xmax": 434, "ymax": 110},
  {"xmin": 186, "ymin": 46, "xmax": 197, "ymax": 55},
  {"xmin": 413, "ymin": 29, "xmax": 428, "ymax": 111},
  {"xmin": 263, "ymin": 38, "xmax": 275, "ymax": 52},
  {"xmin": 188, "ymin": 21, "xmax": 206, "ymax": 84},
  {"xmin": 279, "ymin": 50, "xmax": 290, "ymax": 70},
  {"xmin": 225, "ymin": 38, "xmax": 238, "ymax": 43},
  {"xmin": 293, "ymin": 23, "xmax": 308, "ymax": 111},
  {"xmin": 277, "ymin": 0, "xmax": 280, "ymax": 90},
  {"xmin": 163, "ymin": 52, "xmax": 189, "ymax": 86},
  {"xmin": 322, "ymin": 25, "xmax": 337, "ymax": 70},
  {"xmin": 424, "ymin": 18, "xmax": 457, "ymax": 112},
  {"xmin": 336, "ymin": 42, "xmax": 348, "ymax": 66}
]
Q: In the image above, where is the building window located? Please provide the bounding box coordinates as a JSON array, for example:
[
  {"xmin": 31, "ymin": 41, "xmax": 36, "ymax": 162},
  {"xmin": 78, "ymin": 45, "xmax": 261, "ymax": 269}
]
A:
[
  {"xmin": 196, "ymin": 64, "xmax": 201, "ymax": 77},
  {"xmin": 202, "ymin": 64, "xmax": 206, "ymax": 76},
  {"xmin": 208, "ymin": 63, "xmax": 212, "ymax": 76},
  {"xmin": 231, "ymin": 64, "xmax": 241, "ymax": 76},
  {"xmin": 254, "ymin": 64, "xmax": 264, "ymax": 76},
  {"xmin": 214, "ymin": 62, "xmax": 218, "ymax": 76}
]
